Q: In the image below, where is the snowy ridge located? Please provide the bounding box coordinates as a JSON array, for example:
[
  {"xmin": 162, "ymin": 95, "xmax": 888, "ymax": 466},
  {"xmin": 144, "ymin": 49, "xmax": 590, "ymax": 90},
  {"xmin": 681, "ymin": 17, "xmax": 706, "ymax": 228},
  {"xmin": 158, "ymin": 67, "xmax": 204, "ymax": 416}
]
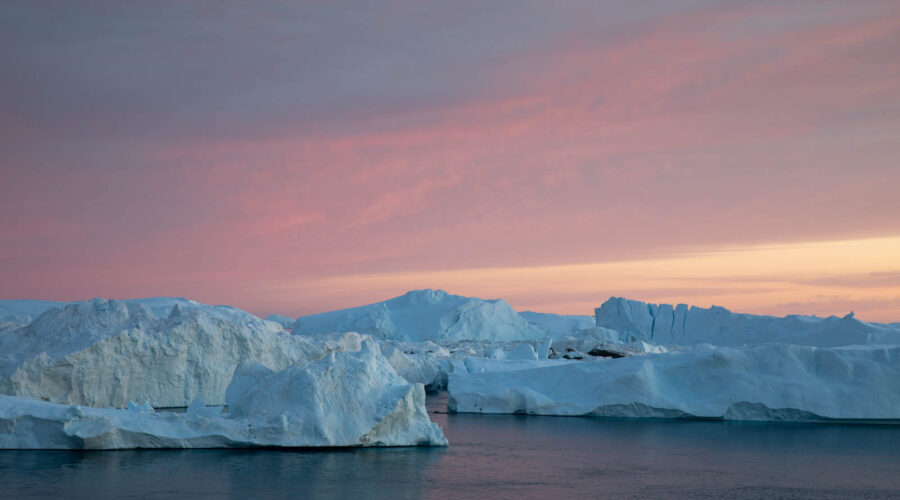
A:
[
  {"xmin": 292, "ymin": 289, "xmax": 547, "ymax": 343},
  {"xmin": 594, "ymin": 297, "xmax": 900, "ymax": 347},
  {"xmin": 448, "ymin": 343, "xmax": 900, "ymax": 421},
  {"xmin": 0, "ymin": 341, "xmax": 447, "ymax": 449}
]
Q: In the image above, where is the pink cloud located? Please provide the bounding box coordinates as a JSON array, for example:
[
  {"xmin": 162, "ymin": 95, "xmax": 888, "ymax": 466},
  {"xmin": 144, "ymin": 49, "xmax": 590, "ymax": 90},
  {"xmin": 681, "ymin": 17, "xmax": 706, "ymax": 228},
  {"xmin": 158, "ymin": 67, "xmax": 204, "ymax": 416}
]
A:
[{"xmin": 1, "ymin": 1, "xmax": 899, "ymax": 319}]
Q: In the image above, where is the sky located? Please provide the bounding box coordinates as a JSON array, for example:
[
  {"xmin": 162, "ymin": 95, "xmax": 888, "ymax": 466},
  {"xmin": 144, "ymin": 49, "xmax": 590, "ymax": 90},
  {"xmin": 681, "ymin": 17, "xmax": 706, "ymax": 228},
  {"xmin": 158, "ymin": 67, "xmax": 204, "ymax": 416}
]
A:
[{"xmin": 1, "ymin": 0, "xmax": 899, "ymax": 321}]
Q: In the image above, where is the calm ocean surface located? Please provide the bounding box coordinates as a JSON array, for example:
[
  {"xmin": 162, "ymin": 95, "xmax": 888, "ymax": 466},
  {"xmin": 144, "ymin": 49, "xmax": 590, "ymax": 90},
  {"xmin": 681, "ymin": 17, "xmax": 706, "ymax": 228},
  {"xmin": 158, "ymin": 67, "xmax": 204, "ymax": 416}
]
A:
[{"xmin": 2, "ymin": 392, "xmax": 899, "ymax": 499}]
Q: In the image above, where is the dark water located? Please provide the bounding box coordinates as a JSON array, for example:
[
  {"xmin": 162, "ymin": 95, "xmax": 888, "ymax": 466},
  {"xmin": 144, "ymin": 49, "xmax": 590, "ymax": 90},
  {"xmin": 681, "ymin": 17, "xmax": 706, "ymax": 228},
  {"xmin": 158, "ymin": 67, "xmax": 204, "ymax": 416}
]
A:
[{"xmin": 2, "ymin": 393, "xmax": 899, "ymax": 499}]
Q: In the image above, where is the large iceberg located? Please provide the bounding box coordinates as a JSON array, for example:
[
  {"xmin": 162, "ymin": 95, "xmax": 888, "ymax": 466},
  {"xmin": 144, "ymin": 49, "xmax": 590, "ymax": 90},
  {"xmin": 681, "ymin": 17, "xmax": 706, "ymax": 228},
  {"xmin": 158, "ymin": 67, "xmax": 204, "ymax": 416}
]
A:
[
  {"xmin": 0, "ymin": 299, "xmax": 156, "ymax": 377},
  {"xmin": 0, "ymin": 341, "xmax": 447, "ymax": 449},
  {"xmin": 594, "ymin": 297, "xmax": 900, "ymax": 347},
  {"xmin": 292, "ymin": 289, "xmax": 547, "ymax": 343},
  {"xmin": 448, "ymin": 343, "xmax": 900, "ymax": 421},
  {"xmin": 0, "ymin": 304, "xmax": 333, "ymax": 408}
]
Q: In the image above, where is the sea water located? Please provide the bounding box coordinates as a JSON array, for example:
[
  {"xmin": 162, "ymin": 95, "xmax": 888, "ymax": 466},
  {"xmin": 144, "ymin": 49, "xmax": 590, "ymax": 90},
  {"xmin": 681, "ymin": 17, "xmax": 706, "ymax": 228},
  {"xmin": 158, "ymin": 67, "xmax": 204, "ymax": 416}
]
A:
[{"xmin": 1, "ymin": 393, "xmax": 898, "ymax": 499}]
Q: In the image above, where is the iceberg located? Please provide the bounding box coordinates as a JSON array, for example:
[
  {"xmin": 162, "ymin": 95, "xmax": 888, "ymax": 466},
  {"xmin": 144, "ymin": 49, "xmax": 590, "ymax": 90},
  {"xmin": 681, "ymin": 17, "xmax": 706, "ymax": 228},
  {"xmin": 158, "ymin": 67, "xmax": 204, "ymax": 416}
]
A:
[
  {"xmin": 123, "ymin": 297, "xmax": 264, "ymax": 323},
  {"xmin": 0, "ymin": 299, "xmax": 73, "ymax": 326},
  {"xmin": 519, "ymin": 311, "xmax": 595, "ymax": 337},
  {"xmin": 0, "ymin": 297, "xmax": 264, "ymax": 326},
  {"xmin": 266, "ymin": 314, "xmax": 297, "ymax": 329},
  {"xmin": 0, "ymin": 299, "xmax": 157, "ymax": 377},
  {"xmin": 448, "ymin": 343, "xmax": 900, "ymax": 421},
  {"xmin": 0, "ymin": 341, "xmax": 447, "ymax": 449},
  {"xmin": 292, "ymin": 289, "xmax": 547, "ymax": 343},
  {"xmin": 0, "ymin": 304, "xmax": 333, "ymax": 408},
  {"xmin": 594, "ymin": 297, "xmax": 900, "ymax": 347}
]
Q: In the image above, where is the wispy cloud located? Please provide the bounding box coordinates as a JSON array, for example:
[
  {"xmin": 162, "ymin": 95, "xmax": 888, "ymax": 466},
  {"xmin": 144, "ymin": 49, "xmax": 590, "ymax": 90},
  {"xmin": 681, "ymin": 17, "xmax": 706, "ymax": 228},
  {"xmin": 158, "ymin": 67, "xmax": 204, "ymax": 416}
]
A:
[{"xmin": 1, "ymin": 1, "xmax": 899, "ymax": 320}]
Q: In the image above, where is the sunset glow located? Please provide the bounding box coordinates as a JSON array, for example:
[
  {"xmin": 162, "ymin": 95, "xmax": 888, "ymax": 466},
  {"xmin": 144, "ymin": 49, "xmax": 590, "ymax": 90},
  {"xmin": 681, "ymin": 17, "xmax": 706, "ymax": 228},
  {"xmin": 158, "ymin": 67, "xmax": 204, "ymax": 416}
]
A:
[{"xmin": 1, "ymin": 1, "xmax": 899, "ymax": 321}]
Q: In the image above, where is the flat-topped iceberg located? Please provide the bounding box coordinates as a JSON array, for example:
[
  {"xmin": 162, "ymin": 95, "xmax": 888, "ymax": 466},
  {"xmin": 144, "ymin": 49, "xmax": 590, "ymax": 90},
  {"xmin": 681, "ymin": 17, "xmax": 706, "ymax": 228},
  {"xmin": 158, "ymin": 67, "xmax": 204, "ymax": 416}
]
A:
[
  {"xmin": 0, "ymin": 341, "xmax": 447, "ymax": 449},
  {"xmin": 292, "ymin": 289, "xmax": 547, "ymax": 343},
  {"xmin": 595, "ymin": 297, "xmax": 900, "ymax": 347},
  {"xmin": 448, "ymin": 343, "xmax": 900, "ymax": 421}
]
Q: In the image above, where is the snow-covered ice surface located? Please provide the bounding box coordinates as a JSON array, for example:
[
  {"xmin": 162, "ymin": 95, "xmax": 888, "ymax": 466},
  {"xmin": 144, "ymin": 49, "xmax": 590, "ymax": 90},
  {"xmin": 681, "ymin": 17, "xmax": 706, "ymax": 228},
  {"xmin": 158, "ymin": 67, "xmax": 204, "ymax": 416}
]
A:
[
  {"xmin": 448, "ymin": 343, "xmax": 900, "ymax": 421},
  {"xmin": 292, "ymin": 289, "xmax": 547, "ymax": 342},
  {"xmin": 0, "ymin": 299, "xmax": 156, "ymax": 377},
  {"xmin": 595, "ymin": 297, "xmax": 900, "ymax": 347},
  {"xmin": 0, "ymin": 341, "xmax": 446, "ymax": 449},
  {"xmin": 124, "ymin": 297, "xmax": 264, "ymax": 323},
  {"xmin": 0, "ymin": 300, "xmax": 73, "ymax": 325},
  {"xmin": 0, "ymin": 303, "xmax": 345, "ymax": 408}
]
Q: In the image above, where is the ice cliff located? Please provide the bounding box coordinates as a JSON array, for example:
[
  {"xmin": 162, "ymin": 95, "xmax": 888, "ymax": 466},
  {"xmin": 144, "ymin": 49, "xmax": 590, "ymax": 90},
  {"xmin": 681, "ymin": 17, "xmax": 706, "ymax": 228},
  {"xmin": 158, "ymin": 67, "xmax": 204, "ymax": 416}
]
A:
[
  {"xmin": 0, "ymin": 304, "xmax": 341, "ymax": 407},
  {"xmin": 594, "ymin": 297, "xmax": 900, "ymax": 347},
  {"xmin": 448, "ymin": 343, "xmax": 900, "ymax": 421},
  {"xmin": 0, "ymin": 341, "xmax": 447, "ymax": 449}
]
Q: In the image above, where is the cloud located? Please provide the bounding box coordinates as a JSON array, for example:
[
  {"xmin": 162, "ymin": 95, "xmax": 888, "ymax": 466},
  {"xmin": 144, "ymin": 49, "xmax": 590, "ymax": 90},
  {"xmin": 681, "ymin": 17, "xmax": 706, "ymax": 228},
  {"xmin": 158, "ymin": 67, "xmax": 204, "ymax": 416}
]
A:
[{"xmin": 1, "ymin": 1, "xmax": 899, "ymax": 321}]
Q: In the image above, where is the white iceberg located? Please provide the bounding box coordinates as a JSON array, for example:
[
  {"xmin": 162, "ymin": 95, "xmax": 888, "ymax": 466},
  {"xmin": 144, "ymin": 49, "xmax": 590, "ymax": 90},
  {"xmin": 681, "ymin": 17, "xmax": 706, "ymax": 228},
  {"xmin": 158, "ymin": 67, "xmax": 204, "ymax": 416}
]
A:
[
  {"xmin": 292, "ymin": 289, "xmax": 547, "ymax": 343},
  {"xmin": 594, "ymin": 297, "xmax": 900, "ymax": 347},
  {"xmin": 448, "ymin": 343, "xmax": 900, "ymax": 421},
  {"xmin": 378, "ymin": 344, "xmax": 446, "ymax": 391},
  {"xmin": 0, "ymin": 304, "xmax": 338, "ymax": 408},
  {"xmin": 0, "ymin": 341, "xmax": 447, "ymax": 449},
  {"xmin": 0, "ymin": 298, "xmax": 156, "ymax": 377}
]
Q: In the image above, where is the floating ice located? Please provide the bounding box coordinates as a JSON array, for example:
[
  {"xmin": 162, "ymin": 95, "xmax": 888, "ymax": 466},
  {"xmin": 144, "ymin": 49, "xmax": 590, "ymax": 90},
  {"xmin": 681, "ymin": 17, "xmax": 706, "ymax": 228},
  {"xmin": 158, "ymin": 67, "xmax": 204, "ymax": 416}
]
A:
[
  {"xmin": 0, "ymin": 341, "xmax": 447, "ymax": 449},
  {"xmin": 0, "ymin": 305, "xmax": 336, "ymax": 408},
  {"xmin": 595, "ymin": 297, "xmax": 900, "ymax": 347},
  {"xmin": 292, "ymin": 289, "xmax": 547, "ymax": 342},
  {"xmin": 448, "ymin": 343, "xmax": 900, "ymax": 421}
]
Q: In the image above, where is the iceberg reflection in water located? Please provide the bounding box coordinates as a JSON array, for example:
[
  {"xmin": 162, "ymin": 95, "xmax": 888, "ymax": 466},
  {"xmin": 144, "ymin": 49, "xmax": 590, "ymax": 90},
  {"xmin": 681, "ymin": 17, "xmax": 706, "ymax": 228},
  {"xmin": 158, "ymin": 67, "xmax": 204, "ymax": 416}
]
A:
[{"xmin": 3, "ymin": 393, "xmax": 900, "ymax": 499}]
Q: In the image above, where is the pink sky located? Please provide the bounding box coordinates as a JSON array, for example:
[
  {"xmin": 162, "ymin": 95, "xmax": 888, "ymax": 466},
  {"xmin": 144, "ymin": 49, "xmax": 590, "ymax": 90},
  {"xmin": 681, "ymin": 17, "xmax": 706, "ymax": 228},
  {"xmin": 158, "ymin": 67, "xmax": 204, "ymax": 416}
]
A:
[{"xmin": 1, "ymin": 1, "xmax": 899, "ymax": 321}]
